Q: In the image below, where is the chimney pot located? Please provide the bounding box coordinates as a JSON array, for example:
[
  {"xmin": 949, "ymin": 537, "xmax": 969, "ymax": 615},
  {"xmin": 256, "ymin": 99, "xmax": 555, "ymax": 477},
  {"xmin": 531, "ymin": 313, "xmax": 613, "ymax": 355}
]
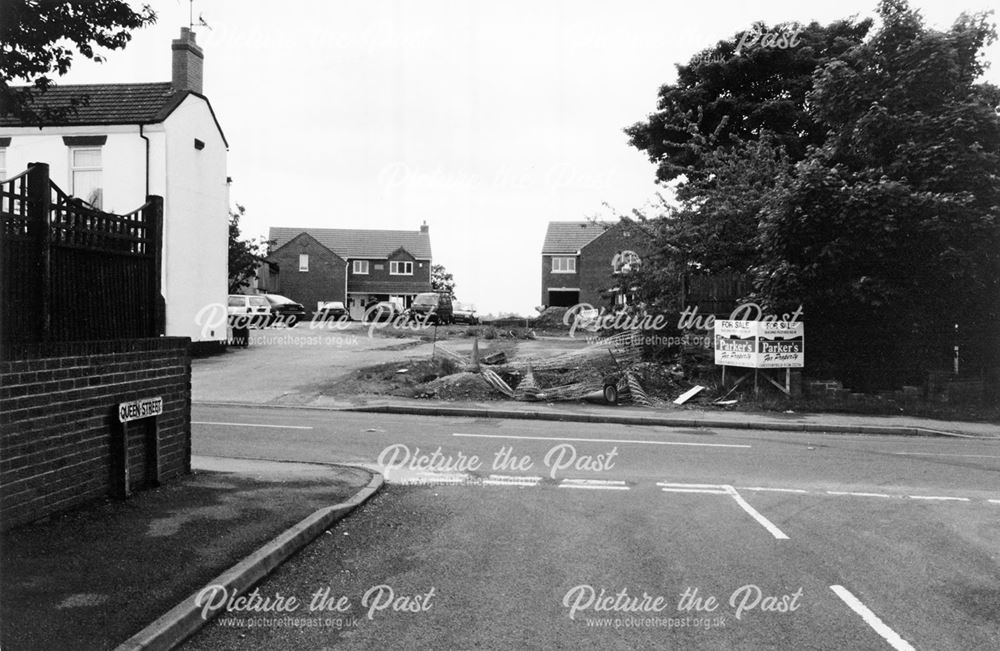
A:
[
  {"xmin": 420, "ymin": 221, "xmax": 428, "ymax": 233},
  {"xmin": 172, "ymin": 27, "xmax": 204, "ymax": 94}
]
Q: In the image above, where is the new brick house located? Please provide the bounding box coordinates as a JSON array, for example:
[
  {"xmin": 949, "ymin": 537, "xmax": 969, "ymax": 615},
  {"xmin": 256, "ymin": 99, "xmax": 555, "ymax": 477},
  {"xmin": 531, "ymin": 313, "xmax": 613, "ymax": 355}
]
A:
[
  {"xmin": 0, "ymin": 27, "xmax": 229, "ymax": 346},
  {"xmin": 541, "ymin": 220, "xmax": 644, "ymax": 308},
  {"xmin": 266, "ymin": 224, "xmax": 433, "ymax": 320}
]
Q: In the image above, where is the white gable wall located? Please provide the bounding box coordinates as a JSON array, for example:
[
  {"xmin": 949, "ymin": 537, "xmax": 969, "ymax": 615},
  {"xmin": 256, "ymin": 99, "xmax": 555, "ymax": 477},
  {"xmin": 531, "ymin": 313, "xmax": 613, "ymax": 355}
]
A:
[{"xmin": 161, "ymin": 95, "xmax": 228, "ymax": 343}]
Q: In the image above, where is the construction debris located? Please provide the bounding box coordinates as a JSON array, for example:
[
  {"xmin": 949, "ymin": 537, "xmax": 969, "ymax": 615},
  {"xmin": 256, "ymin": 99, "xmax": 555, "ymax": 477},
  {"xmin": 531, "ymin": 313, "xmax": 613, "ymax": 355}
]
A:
[
  {"xmin": 480, "ymin": 368, "xmax": 514, "ymax": 397},
  {"xmin": 481, "ymin": 351, "xmax": 507, "ymax": 365},
  {"xmin": 624, "ymin": 371, "xmax": 652, "ymax": 407},
  {"xmin": 513, "ymin": 364, "xmax": 544, "ymax": 401},
  {"xmin": 673, "ymin": 385, "xmax": 705, "ymax": 405},
  {"xmin": 440, "ymin": 330, "xmax": 686, "ymax": 406}
]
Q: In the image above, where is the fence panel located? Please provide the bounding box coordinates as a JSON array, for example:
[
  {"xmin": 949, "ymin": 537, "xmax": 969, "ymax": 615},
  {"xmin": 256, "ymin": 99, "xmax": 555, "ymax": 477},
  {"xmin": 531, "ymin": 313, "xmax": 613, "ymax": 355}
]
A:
[{"xmin": 0, "ymin": 164, "xmax": 163, "ymax": 356}]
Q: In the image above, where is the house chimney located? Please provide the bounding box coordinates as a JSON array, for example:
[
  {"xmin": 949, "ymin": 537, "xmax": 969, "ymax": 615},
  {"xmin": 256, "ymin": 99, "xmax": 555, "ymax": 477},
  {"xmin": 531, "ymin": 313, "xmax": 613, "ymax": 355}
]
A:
[
  {"xmin": 420, "ymin": 221, "xmax": 428, "ymax": 233},
  {"xmin": 171, "ymin": 27, "xmax": 204, "ymax": 94}
]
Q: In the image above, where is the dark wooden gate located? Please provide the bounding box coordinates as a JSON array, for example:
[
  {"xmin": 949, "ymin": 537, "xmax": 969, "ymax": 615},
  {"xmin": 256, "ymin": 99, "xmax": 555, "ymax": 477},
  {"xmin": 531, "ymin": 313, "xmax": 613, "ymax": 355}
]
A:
[{"xmin": 1, "ymin": 163, "xmax": 164, "ymax": 357}]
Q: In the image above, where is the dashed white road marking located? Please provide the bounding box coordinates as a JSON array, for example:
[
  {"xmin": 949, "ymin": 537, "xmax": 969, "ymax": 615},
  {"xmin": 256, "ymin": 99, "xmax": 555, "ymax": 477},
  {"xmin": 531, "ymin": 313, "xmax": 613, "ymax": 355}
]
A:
[
  {"xmin": 452, "ymin": 433, "xmax": 751, "ymax": 448},
  {"xmin": 827, "ymin": 491, "xmax": 893, "ymax": 498},
  {"xmin": 483, "ymin": 475, "xmax": 542, "ymax": 487},
  {"xmin": 658, "ymin": 482, "xmax": 731, "ymax": 494},
  {"xmin": 563, "ymin": 479, "xmax": 627, "ymax": 485},
  {"xmin": 560, "ymin": 479, "xmax": 630, "ymax": 491},
  {"xmin": 657, "ymin": 482, "xmax": 789, "ymax": 539},
  {"xmin": 830, "ymin": 585, "xmax": 916, "ymax": 651},
  {"xmin": 660, "ymin": 488, "xmax": 730, "ymax": 494},
  {"xmin": 192, "ymin": 421, "xmax": 313, "ymax": 430},
  {"xmin": 890, "ymin": 452, "xmax": 1000, "ymax": 459},
  {"xmin": 679, "ymin": 483, "xmax": 993, "ymax": 505},
  {"xmin": 739, "ymin": 487, "xmax": 809, "ymax": 494}
]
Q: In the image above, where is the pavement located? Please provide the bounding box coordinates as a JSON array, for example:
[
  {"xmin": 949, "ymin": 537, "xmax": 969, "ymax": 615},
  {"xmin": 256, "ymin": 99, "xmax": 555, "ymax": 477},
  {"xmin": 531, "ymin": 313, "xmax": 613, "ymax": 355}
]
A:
[{"xmin": 0, "ymin": 457, "xmax": 381, "ymax": 651}]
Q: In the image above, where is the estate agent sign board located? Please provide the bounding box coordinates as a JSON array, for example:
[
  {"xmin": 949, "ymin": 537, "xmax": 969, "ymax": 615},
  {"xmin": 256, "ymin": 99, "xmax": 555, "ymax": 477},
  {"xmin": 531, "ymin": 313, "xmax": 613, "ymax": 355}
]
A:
[{"xmin": 714, "ymin": 321, "xmax": 804, "ymax": 368}]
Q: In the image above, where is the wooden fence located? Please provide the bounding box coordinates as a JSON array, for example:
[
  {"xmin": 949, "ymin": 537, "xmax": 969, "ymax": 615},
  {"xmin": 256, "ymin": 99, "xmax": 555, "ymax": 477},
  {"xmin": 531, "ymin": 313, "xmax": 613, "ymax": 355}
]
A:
[
  {"xmin": 680, "ymin": 272, "xmax": 750, "ymax": 316},
  {"xmin": 1, "ymin": 163, "xmax": 164, "ymax": 357}
]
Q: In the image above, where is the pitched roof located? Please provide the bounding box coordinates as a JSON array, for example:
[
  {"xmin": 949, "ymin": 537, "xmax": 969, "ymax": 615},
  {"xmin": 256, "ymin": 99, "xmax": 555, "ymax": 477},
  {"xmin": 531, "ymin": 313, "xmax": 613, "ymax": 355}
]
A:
[
  {"xmin": 270, "ymin": 227, "xmax": 432, "ymax": 260},
  {"xmin": 542, "ymin": 221, "xmax": 614, "ymax": 254},
  {"xmin": 0, "ymin": 83, "xmax": 228, "ymax": 146}
]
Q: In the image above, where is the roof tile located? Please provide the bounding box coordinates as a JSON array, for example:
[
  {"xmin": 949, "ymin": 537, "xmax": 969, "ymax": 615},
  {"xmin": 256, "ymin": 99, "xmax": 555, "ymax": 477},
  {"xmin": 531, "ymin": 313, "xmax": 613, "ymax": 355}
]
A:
[
  {"xmin": 270, "ymin": 227, "xmax": 432, "ymax": 260},
  {"xmin": 0, "ymin": 83, "xmax": 181, "ymax": 127},
  {"xmin": 542, "ymin": 221, "xmax": 614, "ymax": 254}
]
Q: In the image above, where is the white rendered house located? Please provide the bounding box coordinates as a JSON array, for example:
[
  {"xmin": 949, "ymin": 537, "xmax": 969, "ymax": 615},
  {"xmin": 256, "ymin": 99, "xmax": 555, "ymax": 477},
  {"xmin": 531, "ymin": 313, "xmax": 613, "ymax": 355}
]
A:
[{"xmin": 0, "ymin": 28, "xmax": 229, "ymax": 345}]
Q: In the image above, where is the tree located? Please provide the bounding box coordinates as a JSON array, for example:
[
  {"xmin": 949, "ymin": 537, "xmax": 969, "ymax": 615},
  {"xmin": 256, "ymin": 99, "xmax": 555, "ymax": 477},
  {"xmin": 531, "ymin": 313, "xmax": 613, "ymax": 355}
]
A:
[
  {"xmin": 0, "ymin": 0, "xmax": 156, "ymax": 124},
  {"xmin": 626, "ymin": 1, "xmax": 1000, "ymax": 389},
  {"xmin": 625, "ymin": 18, "xmax": 871, "ymax": 184},
  {"xmin": 753, "ymin": 0, "xmax": 1000, "ymax": 388},
  {"xmin": 431, "ymin": 264, "xmax": 455, "ymax": 295},
  {"xmin": 228, "ymin": 205, "xmax": 271, "ymax": 294},
  {"xmin": 624, "ymin": 17, "xmax": 871, "ymax": 282}
]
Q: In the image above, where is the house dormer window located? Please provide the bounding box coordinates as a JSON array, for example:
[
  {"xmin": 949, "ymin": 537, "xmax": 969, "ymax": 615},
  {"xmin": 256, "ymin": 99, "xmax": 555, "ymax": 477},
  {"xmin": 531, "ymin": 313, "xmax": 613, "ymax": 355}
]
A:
[
  {"xmin": 552, "ymin": 257, "xmax": 576, "ymax": 273},
  {"xmin": 69, "ymin": 147, "xmax": 103, "ymax": 209},
  {"xmin": 353, "ymin": 260, "xmax": 369, "ymax": 274},
  {"xmin": 612, "ymin": 250, "xmax": 641, "ymax": 274},
  {"xmin": 390, "ymin": 261, "xmax": 413, "ymax": 275}
]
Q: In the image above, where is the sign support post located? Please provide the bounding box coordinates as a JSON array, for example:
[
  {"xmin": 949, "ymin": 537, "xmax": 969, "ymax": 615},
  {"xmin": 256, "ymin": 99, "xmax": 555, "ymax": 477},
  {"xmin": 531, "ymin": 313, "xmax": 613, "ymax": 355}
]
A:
[{"xmin": 112, "ymin": 397, "xmax": 164, "ymax": 499}]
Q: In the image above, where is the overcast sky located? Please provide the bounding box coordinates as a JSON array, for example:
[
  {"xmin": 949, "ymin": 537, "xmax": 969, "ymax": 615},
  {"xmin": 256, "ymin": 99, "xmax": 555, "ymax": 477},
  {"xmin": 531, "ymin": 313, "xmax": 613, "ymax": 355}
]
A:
[{"xmin": 52, "ymin": 0, "xmax": 1000, "ymax": 315}]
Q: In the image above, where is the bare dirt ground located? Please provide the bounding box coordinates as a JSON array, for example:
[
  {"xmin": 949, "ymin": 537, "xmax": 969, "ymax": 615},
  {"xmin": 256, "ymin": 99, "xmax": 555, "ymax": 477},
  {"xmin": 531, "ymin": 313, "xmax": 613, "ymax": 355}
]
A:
[
  {"xmin": 192, "ymin": 321, "xmax": 999, "ymax": 421},
  {"xmin": 191, "ymin": 322, "xmax": 559, "ymax": 405}
]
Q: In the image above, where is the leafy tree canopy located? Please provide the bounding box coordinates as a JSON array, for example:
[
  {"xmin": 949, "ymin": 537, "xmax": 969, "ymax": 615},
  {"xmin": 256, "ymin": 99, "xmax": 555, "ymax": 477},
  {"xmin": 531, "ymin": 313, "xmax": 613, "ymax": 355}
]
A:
[
  {"xmin": 625, "ymin": 17, "xmax": 872, "ymax": 184},
  {"xmin": 0, "ymin": 0, "xmax": 156, "ymax": 124},
  {"xmin": 626, "ymin": 0, "xmax": 1000, "ymax": 388},
  {"xmin": 431, "ymin": 264, "xmax": 456, "ymax": 295},
  {"xmin": 752, "ymin": 0, "xmax": 1000, "ymax": 386},
  {"xmin": 228, "ymin": 205, "xmax": 271, "ymax": 294}
]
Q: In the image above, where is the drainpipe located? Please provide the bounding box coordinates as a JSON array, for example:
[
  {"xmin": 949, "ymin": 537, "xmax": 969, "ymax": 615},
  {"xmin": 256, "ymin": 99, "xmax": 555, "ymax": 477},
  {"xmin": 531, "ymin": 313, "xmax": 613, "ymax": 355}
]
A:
[{"xmin": 138, "ymin": 124, "xmax": 150, "ymax": 196}]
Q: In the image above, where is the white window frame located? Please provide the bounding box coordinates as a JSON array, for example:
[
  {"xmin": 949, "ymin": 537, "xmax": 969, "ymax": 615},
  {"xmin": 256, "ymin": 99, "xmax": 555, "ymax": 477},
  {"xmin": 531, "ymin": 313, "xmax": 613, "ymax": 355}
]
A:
[
  {"xmin": 551, "ymin": 257, "xmax": 576, "ymax": 273},
  {"xmin": 298, "ymin": 254, "xmax": 309, "ymax": 272},
  {"xmin": 390, "ymin": 260, "xmax": 413, "ymax": 275},
  {"xmin": 353, "ymin": 260, "xmax": 369, "ymax": 274},
  {"xmin": 69, "ymin": 146, "xmax": 103, "ymax": 207}
]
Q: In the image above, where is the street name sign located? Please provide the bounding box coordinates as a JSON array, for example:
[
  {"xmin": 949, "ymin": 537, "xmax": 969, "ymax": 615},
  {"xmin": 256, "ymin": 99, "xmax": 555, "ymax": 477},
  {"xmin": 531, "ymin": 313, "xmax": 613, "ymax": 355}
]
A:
[{"xmin": 118, "ymin": 397, "xmax": 163, "ymax": 423}]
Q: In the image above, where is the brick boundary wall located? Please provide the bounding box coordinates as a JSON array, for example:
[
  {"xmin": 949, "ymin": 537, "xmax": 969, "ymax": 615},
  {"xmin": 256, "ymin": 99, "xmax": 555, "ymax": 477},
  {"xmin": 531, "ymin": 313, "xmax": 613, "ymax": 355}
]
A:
[{"xmin": 0, "ymin": 338, "xmax": 191, "ymax": 530}]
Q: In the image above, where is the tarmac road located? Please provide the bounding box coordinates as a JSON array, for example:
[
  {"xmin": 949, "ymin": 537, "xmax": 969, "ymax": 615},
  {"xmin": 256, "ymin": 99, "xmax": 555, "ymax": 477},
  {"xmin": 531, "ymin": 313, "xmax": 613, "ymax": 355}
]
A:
[{"xmin": 183, "ymin": 404, "xmax": 1000, "ymax": 649}]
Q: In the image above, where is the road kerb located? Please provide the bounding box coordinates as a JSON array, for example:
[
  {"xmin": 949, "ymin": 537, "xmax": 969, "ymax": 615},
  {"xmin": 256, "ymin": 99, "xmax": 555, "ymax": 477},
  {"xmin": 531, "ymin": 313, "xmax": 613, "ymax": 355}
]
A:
[
  {"xmin": 191, "ymin": 400, "xmax": 990, "ymax": 438},
  {"xmin": 339, "ymin": 404, "xmax": 982, "ymax": 438},
  {"xmin": 113, "ymin": 471, "xmax": 384, "ymax": 651}
]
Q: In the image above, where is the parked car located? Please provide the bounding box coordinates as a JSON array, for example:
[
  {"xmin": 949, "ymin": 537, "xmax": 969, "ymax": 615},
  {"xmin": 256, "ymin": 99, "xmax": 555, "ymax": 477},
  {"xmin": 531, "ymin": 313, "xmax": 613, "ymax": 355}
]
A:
[
  {"xmin": 364, "ymin": 301, "xmax": 401, "ymax": 323},
  {"xmin": 316, "ymin": 301, "xmax": 349, "ymax": 322},
  {"xmin": 263, "ymin": 294, "xmax": 306, "ymax": 326},
  {"xmin": 453, "ymin": 301, "xmax": 479, "ymax": 325},
  {"xmin": 409, "ymin": 291, "xmax": 454, "ymax": 325},
  {"xmin": 227, "ymin": 294, "xmax": 271, "ymax": 328}
]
